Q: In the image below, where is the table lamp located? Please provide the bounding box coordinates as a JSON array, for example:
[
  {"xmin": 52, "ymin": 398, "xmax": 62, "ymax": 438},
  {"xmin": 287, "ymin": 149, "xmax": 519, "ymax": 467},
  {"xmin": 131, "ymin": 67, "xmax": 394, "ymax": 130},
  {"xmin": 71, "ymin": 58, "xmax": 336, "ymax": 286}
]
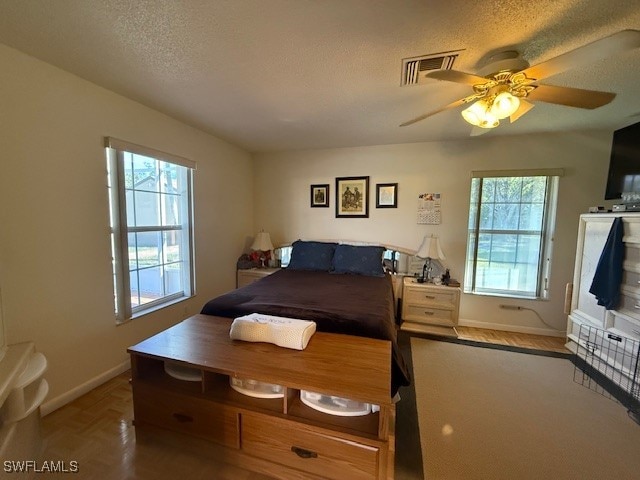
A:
[
  {"xmin": 416, "ymin": 234, "xmax": 445, "ymax": 283},
  {"xmin": 251, "ymin": 231, "xmax": 274, "ymax": 268}
]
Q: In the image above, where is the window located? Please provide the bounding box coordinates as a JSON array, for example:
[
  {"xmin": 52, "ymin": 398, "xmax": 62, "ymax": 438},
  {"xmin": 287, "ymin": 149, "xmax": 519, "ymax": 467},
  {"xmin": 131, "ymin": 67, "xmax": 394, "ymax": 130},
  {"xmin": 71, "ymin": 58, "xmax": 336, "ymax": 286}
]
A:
[
  {"xmin": 106, "ymin": 138, "xmax": 195, "ymax": 322},
  {"xmin": 464, "ymin": 169, "xmax": 562, "ymax": 299}
]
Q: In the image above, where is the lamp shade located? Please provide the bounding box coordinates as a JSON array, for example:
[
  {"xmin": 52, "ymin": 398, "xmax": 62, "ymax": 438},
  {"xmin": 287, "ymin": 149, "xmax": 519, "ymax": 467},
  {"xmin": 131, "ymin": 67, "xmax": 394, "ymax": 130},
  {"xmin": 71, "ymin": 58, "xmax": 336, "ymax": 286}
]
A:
[
  {"xmin": 490, "ymin": 91, "xmax": 520, "ymax": 119},
  {"xmin": 416, "ymin": 235, "xmax": 445, "ymax": 260},
  {"xmin": 461, "ymin": 99, "xmax": 489, "ymax": 127},
  {"xmin": 251, "ymin": 231, "xmax": 274, "ymax": 251}
]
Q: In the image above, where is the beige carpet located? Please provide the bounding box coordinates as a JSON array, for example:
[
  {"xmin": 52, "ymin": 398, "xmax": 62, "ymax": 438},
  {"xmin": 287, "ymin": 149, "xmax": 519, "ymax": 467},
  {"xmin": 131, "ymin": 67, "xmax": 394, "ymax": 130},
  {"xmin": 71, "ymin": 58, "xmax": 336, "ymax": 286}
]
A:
[{"xmin": 411, "ymin": 337, "xmax": 640, "ymax": 480}]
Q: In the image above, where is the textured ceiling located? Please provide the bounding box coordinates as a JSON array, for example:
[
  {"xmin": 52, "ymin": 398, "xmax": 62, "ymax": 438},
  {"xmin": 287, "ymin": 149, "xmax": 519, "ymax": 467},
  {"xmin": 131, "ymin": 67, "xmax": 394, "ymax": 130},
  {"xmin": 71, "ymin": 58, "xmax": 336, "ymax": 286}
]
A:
[{"xmin": 1, "ymin": 0, "xmax": 639, "ymax": 153}]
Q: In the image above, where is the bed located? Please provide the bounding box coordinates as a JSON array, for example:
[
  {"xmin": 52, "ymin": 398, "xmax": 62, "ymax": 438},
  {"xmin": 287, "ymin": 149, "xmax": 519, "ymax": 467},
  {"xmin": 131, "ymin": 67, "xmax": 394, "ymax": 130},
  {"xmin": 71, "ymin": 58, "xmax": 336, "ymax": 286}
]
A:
[
  {"xmin": 200, "ymin": 240, "xmax": 411, "ymax": 394},
  {"xmin": 130, "ymin": 240, "xmax": 408, "ymax": 479}
]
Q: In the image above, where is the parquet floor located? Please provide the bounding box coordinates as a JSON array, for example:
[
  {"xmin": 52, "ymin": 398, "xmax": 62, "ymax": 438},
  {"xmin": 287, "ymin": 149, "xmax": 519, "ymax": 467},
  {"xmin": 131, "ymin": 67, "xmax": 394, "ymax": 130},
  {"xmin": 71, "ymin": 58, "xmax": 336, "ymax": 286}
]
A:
[
  {"xmin": 40, "ymin": 372, "xmax": 273, "ymax": 480},
  {"xmin": 455, "ymin": 326, "xmax": 571, "ymax": 354}
]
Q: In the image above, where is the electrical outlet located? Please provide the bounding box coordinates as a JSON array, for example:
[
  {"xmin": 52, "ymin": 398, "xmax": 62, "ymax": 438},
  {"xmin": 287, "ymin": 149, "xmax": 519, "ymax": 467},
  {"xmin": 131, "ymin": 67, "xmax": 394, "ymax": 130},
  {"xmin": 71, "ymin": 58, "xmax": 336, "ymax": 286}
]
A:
[{"xmin": 500, "ymin": 304, "xmax": 522, "ymax": 310}]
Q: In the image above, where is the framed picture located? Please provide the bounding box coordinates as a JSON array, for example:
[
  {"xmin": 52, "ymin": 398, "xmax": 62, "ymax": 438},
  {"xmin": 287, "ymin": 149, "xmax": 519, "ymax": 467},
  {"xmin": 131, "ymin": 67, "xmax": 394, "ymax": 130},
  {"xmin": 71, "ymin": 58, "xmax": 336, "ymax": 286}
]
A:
[
  {"xmin": 335, "ymin": 176, "xmax": 369, "ymax": 218},
  {"xmin": 376, "ymin": 183, "xmax": 398, "ymax": 208},
  {"xmin": 310, "ymin": 184, "xmax": 329, "ymax": 207}
]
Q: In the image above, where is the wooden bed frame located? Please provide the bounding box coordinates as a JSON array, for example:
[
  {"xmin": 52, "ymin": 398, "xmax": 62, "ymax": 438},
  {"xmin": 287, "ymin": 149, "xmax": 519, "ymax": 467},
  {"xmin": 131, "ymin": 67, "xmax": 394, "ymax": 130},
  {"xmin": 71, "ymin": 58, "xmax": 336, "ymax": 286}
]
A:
[{"xmin": 128, "ymin": 315, "xmax": 396, "ymax": 480}]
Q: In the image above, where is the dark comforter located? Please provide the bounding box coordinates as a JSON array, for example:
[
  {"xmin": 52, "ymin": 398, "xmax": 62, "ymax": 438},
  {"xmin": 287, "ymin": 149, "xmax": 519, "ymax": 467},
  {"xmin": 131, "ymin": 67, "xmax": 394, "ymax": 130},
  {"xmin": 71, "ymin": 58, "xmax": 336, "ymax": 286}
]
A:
[{"xmin": 201, "ymin": 269, "xmax": 410, "ymax": 394}]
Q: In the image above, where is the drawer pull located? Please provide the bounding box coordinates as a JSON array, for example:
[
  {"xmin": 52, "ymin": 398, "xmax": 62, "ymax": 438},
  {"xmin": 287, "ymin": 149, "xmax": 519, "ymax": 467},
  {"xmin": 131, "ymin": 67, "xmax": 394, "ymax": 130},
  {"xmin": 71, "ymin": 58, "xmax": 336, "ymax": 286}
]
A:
[
  {"xmin": 424, "ymin": 295, "xmax": 436, "ymax": 299},
  {"xmin": 424, "ymin": 311, "xmax": 435, "ymax": 315},
  {"xmin": 291, "ymin": 446, "xmax": 318, "ymax": 459},
  {"xmin": 172, "ymin": 413, "xmax": 194, "ymax": 423}
]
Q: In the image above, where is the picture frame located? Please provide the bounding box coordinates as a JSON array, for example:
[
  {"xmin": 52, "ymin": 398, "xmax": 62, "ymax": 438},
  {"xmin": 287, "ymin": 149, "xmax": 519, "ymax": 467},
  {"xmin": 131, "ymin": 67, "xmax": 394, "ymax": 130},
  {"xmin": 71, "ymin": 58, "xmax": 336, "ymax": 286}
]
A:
[
  {"xmin": 335, "ymin": 176, "xmax": 369, "ymax": 218},
  {"xmin": 310, "ymin": 184, "xmax": 329, "ymax": 207},
  {"xmin": 376, "ymin": 183, "xmax": 398, "ymax": 208}
]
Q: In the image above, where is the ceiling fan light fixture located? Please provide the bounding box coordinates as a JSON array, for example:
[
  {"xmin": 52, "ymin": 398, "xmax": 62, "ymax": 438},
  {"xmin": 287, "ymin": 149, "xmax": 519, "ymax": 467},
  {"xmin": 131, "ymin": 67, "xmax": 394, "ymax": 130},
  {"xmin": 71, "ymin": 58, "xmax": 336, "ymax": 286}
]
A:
[
  {"xmin": 461, "ymin": 100, "xmax": 489, "ymax": 127},
  {"xmin": 462, "ymin": 99, "xmax": 500, "ymax": 128},
  {"xmin": 478, "ymin": 111, "xmax": 499, "ymax": 128},
  {"xmin": 490, "ymin": 91, "xmax": 520, "ymax": 119},
  {"xmin": 401, "ymin": 30, "xmax": 640, "ymax": 131}
]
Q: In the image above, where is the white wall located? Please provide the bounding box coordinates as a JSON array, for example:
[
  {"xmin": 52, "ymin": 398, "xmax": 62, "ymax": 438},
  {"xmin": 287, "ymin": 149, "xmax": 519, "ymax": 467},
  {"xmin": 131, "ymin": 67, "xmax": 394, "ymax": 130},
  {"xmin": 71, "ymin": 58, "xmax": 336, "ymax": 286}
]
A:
[
  {"xmin": 0, "ymin": 44, "xmax": 253, "ymax": 411},
  {"xmin": 0, "ymin": 285, "xmax": 5, "ymax": 358},
  {"xmin": 254, "ymin": 132, "xmax": 613, "ymax": 335}
]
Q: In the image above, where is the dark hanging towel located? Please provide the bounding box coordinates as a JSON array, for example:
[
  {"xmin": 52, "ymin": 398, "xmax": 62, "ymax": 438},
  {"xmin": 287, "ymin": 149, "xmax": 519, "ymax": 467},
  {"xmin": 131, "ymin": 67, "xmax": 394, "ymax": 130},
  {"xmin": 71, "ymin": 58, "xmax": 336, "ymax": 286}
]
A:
[{"xmin": 589, "ymin": 217, "xmax": 624, "ymax": 310}]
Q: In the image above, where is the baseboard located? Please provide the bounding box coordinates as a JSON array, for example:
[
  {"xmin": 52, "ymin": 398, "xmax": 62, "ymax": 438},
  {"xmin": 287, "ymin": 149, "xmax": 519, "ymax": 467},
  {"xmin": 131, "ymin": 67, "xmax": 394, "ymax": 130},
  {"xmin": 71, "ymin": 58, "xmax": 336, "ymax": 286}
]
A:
[
  {"xmin": 458, "ymin": 318, "xmax": 565, "ymax": 338},
  {"xmin": 40, "ymin": 359, "xmax": 131, "ymax": 416}
]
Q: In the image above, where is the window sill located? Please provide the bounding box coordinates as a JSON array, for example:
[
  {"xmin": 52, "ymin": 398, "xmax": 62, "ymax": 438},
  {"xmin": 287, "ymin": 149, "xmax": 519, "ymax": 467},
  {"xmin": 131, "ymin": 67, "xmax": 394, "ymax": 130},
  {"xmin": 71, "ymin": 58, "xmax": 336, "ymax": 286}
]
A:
[
  {"xmin": 463, "ymin": 290, "xmax": 548, "ymax": 301},
  {"xmin": 116, "ymin": 295, "xmax": 194, "ymax": 325}
]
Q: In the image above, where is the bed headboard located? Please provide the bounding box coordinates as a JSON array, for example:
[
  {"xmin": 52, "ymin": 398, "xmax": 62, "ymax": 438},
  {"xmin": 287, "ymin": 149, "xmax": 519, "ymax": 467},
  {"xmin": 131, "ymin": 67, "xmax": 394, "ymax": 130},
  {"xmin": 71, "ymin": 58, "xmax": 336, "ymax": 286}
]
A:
[{"xmin": 273, "ymin": 239, "xmax": 423, "ymax": 276}]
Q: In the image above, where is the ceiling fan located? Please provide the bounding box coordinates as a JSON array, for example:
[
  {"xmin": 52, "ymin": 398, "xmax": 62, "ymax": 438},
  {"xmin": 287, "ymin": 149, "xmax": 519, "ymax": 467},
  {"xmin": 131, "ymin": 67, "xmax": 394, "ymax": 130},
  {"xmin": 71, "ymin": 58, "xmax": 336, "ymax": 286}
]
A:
[{"xmin": 400, "ymin": 30, "xmax": 640, "ymax": 134}]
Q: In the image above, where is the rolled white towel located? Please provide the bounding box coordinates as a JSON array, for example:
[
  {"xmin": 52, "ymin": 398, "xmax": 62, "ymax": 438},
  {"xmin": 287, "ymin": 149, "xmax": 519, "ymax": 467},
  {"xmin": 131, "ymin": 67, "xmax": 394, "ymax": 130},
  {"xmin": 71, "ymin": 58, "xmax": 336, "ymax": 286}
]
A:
[{"xmin": 229, "ymin": 313, "xmax": 317, "ymax": 350}]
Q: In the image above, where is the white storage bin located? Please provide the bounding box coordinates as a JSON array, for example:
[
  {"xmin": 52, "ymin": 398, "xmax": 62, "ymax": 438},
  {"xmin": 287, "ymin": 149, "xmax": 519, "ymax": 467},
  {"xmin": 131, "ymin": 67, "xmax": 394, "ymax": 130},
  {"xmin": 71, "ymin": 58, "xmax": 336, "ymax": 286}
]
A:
[
  {"xmin": 300, "ymin": 390, "xmax": 379, "ymax": 417},
  {"xmin": 229, "ymin": 377, "xmax": 284, "ymax": 398},
  {"xmin": 164, "ymin": 362, "xmax": 202, "ymax": 382}
]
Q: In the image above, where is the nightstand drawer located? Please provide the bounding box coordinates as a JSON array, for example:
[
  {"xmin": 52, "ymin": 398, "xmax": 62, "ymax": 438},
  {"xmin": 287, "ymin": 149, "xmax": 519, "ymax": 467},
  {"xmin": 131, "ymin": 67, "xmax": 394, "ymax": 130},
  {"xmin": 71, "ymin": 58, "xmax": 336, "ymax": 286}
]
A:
[
  {"xmin": 237, "ymin": 273, "xmax": 261, "ymax": 288},
  {"xmin": 403, "ymin": 286, "xmax": 457, "ymax": 306},
  {"xmin": 236, "ymin": 268, "xmax": 279, "ymax": 288},
  {"xmin": 402, "ymin": 304, "xmax": 455, "ymax": 325},
  {"xmin": 133, "ymin": 384, "xmax": 239, "ymax": 448},
  {"xmin": 242, "ymin": 414, "xmax": 380, "ymax": 480}
]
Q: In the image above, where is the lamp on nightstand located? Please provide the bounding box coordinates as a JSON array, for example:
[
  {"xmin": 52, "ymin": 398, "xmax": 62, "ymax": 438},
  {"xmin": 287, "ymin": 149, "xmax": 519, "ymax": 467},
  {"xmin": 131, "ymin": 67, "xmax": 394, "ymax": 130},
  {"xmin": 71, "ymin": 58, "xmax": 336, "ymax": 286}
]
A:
[
  {"xmin": 251, "ymin": 231, "xmax": 274, "ymax": 268},
  {"xmin": 416, "ymin": 234, "xmax": 445, "ymax": 283}
]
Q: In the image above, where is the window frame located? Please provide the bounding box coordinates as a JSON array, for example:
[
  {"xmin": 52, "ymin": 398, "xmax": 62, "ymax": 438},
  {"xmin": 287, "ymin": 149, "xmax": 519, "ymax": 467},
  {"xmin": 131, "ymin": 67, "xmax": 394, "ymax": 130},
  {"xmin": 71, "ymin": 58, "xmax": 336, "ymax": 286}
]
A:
[
  {"xmin": 105, "ymin": 137, "xmax": 196, "ymax": 323},
  {"xmin": 464, "ymin": 169, "xmax": 562, "ymax": 300}
]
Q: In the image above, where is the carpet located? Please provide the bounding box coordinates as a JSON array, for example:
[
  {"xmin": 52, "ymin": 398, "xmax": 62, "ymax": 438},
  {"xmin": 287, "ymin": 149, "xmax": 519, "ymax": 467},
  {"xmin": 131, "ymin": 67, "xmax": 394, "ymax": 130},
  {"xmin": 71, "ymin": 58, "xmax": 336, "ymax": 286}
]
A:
[
  {"xmin": 395, "ymin": 331, "xmax": 424, "ymax": 479},
  {"xmin": 411, "ymin": 337, "xmax": 640, "ymax": 480}
]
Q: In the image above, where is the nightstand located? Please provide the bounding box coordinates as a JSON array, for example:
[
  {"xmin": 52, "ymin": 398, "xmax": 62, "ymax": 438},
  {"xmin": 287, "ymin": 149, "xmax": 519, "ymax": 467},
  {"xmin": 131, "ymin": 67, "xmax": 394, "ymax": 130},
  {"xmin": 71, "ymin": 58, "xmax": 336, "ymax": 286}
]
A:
[
  {"xmin": 236, "ymin": 267, "xmax": 280, "ymax": 288},
  {"xmin": 401, "ymin": 277, "xmax": 460, "ymax": 336}
]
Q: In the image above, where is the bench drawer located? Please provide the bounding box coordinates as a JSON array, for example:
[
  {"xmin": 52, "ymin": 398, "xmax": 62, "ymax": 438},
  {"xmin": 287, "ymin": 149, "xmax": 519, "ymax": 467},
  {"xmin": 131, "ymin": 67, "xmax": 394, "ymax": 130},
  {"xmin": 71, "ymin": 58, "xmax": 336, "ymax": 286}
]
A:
[
  {"xmin": 133, "ymin": 384, "xmax": 238, "ymax": 448},
  {"xmin": 242, "ymin": 414, "xmax": 379, "ymax": 480}
]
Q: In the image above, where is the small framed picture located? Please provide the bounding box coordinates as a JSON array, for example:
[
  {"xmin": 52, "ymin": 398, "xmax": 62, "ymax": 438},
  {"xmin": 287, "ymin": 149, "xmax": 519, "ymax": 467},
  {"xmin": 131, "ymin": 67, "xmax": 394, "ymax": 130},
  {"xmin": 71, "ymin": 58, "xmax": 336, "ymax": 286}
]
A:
[
  {"xmin": 376, "ymin": 183, "xmax": 398, "ymax": 208},
  {"xmin": 310, "ymin": 184, "xmax": 329, "ymax": 207},
  {"xmin": 335, "ymin": 176, "xmax": 369, "ymax": 218}
]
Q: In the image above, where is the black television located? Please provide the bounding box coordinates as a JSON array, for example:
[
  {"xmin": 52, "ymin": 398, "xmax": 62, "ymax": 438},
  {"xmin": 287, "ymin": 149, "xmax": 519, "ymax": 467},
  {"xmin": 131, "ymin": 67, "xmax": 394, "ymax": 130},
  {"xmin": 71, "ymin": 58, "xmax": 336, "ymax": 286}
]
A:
[{"xmin": 605, "ymin": 121, "xmax": 640, "ymax": 200}]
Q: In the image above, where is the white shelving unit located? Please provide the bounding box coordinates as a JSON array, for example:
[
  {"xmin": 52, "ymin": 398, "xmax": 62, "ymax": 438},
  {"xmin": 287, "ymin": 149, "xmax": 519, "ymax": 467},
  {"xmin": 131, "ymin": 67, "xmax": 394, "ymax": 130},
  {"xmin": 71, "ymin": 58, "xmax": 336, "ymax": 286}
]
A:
[
  {"xmin": 0, "ymin": 342, "xmax": 48, "ymax": 460},
  {"xmin": 567, "ymin": 213, "xmax": 640, "ymax": 403}
]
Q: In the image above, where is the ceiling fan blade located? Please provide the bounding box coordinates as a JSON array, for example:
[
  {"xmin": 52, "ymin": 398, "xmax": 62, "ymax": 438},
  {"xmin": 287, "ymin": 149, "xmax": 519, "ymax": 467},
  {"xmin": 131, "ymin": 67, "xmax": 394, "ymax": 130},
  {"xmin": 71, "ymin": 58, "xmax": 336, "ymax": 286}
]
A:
[
  {"xmin": 470, "ymin": 126, "xmax": 491, "ymax": 136},
  {"xmin": 400, "ymin": 97, "xmax": 472, "ymax": 127},
  {"xmin": 521, "ymin": 29, "xmax": 640, "ymax": 81},
  {"xmin": 510, "ymin": 99, "xmax": 535, "ymax": 123},
  {"xmin": 527, "ymin": 84, "xmax": 616, "ymax": 109},
  {"xmin": 426, "ymin": 69, "xmax": 489, "ymax": 85}
]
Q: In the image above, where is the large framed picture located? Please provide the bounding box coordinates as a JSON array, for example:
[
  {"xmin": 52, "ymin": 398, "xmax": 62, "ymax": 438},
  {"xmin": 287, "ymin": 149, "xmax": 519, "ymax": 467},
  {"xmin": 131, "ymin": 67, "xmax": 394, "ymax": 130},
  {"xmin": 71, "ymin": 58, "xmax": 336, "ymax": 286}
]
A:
[
  {"xmin": 310, "ymin": 184, "xmax": 329, "ymax": 207},
  {"xmin": 376, "ymin": 183, "xmax": 398, "ymax": 208},
  {"xmin": 335, "ymin": 176, "xmax": 369, "ymax": 218}
]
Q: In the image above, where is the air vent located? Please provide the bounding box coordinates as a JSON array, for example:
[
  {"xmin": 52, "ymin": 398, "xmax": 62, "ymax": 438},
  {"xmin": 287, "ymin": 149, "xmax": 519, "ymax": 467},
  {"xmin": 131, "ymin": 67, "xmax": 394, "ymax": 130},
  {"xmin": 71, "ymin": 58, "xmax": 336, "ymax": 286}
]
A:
[{"xmin": 401, "ymin": 50, "xmax": 463, "ymax": 86}]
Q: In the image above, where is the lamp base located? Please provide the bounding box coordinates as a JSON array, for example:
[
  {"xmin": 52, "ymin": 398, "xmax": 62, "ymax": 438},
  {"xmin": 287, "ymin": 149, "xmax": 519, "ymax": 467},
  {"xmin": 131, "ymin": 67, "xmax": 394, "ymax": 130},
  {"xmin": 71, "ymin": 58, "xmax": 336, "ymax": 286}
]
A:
[{"xmin": 422, "ymin": 259, "xmax": 434, "ymax": 283}]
